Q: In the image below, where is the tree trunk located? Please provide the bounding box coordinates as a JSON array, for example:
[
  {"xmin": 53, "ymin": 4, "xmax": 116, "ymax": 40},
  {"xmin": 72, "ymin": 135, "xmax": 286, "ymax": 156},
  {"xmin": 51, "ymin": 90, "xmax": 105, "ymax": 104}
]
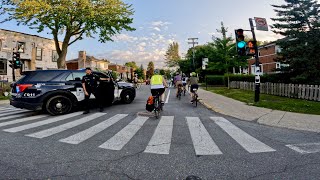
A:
[
  {"xmin": 57, "ymin": 47, "xmax": 68, "ymax": 69},
  {"xmin": 56, "ymin": 35, "xmax": 71, "ymax": 69}
]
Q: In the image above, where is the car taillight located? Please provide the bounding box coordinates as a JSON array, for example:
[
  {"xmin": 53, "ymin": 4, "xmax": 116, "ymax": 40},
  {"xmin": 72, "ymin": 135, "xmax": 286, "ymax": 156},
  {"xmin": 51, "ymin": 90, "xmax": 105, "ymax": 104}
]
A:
[{"xmin": 16, "ymin": 84, "xmax": 33, "ymax": 93}]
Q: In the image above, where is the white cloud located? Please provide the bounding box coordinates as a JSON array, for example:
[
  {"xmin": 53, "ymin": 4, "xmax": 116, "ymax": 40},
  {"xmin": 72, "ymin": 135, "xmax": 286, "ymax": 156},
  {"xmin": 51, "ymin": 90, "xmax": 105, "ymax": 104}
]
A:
[
  {"xmin": 114, "ymin": 34, "xmax": 138, "ymax": 42},
  {"xmin": 153, "ymin": 27, "xmax": 161, "ymax": 32}
]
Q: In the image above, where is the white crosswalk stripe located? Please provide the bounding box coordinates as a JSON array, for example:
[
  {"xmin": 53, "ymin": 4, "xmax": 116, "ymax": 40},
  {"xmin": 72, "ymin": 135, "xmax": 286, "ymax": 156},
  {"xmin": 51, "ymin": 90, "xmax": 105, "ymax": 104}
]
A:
[
  {"xmin": 99, "ymin": 116, "xmax": 148, "ymax": 150},
  {"xmin": 144, "ymin": 116, "xmax": 174, "ymax": 155},
  {"xmin": 0, "ymin": 115, "xmax": 48, "ymax": 128},
  {"xmin": 0, "ymin": 109, "xmax": 29, "ymax": 117},
  {"xmin": 0, "ymin": 112, "xmax": 35, "ymax": 121},
  {"xmin": 3, "ymin": 112, "xmax": 83, "ymax": 133},
  {"xmin": 60, "ymin": 114, "xmax": 127, "ymax": 145},
  {"xmin": 211, "ymin": 117, "xmax": 276, "ymax": 153},
  {"xmin": 26, "ymin": 113, "xmax": 106, "ymax": 139},
  {"xmin": 0, "ymin": 111, "xmax": 284, "ymax": 155},
  {"xmin": 186, "ymin": 117, "xmax": 223, "ymax": 155}
]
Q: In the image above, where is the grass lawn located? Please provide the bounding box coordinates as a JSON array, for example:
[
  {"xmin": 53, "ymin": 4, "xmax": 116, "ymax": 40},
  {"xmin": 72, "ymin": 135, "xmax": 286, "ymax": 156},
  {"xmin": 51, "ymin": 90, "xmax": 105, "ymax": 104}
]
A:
[
  {"xmin": 0, "ymin": 96, "xmax": 10, "ymax": 101},
  {"xmin": 206, "ymin": 87, "xmax": 320, "ymax": 115}
]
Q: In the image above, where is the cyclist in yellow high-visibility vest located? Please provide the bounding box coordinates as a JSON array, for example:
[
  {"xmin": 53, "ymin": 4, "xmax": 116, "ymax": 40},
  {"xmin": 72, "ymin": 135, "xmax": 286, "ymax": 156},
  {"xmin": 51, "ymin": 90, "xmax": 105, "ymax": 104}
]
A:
[{"xmin": 150, "ymin": 70, "xmax": 168, "ymax": 104}]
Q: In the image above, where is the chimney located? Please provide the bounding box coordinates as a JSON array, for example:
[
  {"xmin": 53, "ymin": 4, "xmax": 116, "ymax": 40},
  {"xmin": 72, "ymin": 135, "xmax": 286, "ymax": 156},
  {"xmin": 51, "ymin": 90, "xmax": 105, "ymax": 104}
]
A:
[{"xmin": 78, "ymin": 51, "xmax": 86, "ymax": 69}]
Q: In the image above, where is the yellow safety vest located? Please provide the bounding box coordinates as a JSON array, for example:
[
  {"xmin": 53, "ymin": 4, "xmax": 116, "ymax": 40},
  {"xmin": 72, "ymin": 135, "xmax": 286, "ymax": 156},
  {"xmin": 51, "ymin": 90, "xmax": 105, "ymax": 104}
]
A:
[{"xmin": 151, "ymin": 75, "xmax": 163, "ymax": 85}]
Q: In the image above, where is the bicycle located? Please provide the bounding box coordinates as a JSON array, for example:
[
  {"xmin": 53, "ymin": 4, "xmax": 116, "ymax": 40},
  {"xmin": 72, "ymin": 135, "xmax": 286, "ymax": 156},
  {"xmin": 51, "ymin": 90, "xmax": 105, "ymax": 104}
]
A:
[
  {"xmin": 191, "ymin": 88, "xmax": 198, "ymax": 107},
  {"xmin": 153, "ymin": 91, "xmax": 163, "ymax": 119},
  {"xmin": 183, "ymin": 85, "xmax": 186, "ymax": 96},
  {"xmin": 177, "ymin": 84, "xmax": 183, "ymax": 100},
  {"xmin": 134, "ymin": 82, "xmax": 141, "ymax": 89}
]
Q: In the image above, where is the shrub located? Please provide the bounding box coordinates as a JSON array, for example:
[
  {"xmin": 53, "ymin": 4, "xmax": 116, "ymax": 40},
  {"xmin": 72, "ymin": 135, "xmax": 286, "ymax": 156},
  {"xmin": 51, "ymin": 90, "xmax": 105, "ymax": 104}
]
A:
[{"xmin": 205, "ymin": 75, "xmax": 225, "ymax": 85}]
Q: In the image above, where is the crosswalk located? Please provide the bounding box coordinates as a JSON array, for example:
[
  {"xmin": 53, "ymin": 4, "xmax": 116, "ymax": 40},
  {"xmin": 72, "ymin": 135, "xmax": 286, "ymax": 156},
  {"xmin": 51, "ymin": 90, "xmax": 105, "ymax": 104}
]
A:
[{"xmin": 0, "ymin": 107, "xmax": 316, "ymax": 156}]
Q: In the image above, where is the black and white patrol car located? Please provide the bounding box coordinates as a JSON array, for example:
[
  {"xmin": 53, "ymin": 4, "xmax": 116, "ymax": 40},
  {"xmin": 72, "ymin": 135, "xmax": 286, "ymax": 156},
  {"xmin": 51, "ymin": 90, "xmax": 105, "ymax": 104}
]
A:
[{"xmin": 10, "ymin": 70, "xmax": 136, "ymax": 115}]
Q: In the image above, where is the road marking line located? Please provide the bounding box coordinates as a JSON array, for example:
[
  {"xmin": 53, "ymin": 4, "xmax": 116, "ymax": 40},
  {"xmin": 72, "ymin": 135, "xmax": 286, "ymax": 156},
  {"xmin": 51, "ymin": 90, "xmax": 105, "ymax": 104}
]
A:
[
  {"xmin": 3, "ymin": 112, "xmax": 83, "ymax": 133},
  {"xmin": 286, "ymin": 143, "xmax": 320, "ymax": 154},
  {"xmin": 26, "ymin": 113, "xmax": 106, "ymax": 139},
  {"xmin": 0, "ymin": 115, "xmax": 48, "ymax": 128},
  {"xmin": 0, "ymin": 107, "xmax": 15, "ymax": 111},
  {"xmin": 99, "ymin": 116, "xmax": 148, "ymax": 150},
  {"xmin": 60, "ymin": 114, "xmax": 127, "ymax": 145},
  {"xmin": 186, "ymin": 117, "xmax": 223, "ymax": 155},
  {"xmin": 165, "ymin": 89, "xmax": 170, "ymax": 104},
  {"xmin": 0, "ymin": 110, "xmax": 31, "ymax": 117},
  {"xmin": 144, "ymin": 116, "xmax": 174, "ymax": 154},
  {"xmin": 0, "ymin": 112, "xmax": 35, "ymax": 122},
  {"xmin": 0, "ymin": 109, "xmax": 29, "ymax": 114},
  {"xmin": 211, "ymin": 117, "xmax": 276, "ymax": 153}
]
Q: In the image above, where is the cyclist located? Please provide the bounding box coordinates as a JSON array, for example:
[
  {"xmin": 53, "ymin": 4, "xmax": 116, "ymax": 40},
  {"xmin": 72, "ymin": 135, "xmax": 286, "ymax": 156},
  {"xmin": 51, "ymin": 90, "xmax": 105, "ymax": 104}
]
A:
[
  {"xmin": 188, "ymin": 72, "xmax": 199, "ymax": 103},
  {"xmin": 150, "ymin": 70, "xmax": 168, "ymax": 105},
  {"xmin": 181, "ymin": 73, "xmax": 188, "ymax": 94},
  {"xmin": 174, "ymin": 72, "xmax": 183, "ymax": 97},
  {"xmin": 133, "ymin": 74, "xmax": 138, "ymax": 88}
]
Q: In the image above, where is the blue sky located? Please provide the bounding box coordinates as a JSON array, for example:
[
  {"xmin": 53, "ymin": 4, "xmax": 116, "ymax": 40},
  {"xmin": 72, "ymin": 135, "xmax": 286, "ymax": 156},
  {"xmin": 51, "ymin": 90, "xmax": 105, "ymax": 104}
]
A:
[{"xmin": 1, "ymin": 0, "xmax": 287, "ymax": 68}]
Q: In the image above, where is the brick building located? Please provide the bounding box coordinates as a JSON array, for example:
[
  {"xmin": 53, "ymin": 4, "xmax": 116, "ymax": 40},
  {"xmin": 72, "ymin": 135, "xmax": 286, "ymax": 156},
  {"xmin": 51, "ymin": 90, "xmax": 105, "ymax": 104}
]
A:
[{"xmin": 66, "ymin": 51, "xmax": 109, "ymax": 71}]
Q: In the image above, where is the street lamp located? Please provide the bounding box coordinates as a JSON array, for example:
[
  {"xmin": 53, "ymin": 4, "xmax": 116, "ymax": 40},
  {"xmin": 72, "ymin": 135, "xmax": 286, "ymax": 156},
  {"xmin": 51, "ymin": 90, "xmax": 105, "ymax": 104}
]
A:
[{"xmin": 187, "ymin": 38, "xmax": 198, "ymax": 71}]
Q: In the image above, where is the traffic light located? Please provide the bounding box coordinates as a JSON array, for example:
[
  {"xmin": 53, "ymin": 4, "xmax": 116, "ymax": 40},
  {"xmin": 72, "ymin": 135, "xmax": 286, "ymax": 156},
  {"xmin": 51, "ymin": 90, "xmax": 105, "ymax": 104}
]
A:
[
  {"xmin": 235, "ymin": 29, "xmax": 246, "ymax": 56},
  {"xmin": 12, "ymin": 52, "xmax": 22, "ymax": 69},
  {"xmin": 246, "ymin": 41, "xmax": 256, "ymax": 56}
]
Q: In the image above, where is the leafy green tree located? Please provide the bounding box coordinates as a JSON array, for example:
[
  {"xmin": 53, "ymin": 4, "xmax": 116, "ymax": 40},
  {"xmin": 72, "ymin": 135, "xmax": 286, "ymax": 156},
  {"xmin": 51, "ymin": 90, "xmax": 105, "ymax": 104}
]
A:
[
  {"xmin": 271, "ymin": 0, "xmax": 320, "ymax": 83},
  {"xmin": 146, "ymin": 61, "xmax": 154, "ymax": 79},
  {"xmin": 125, "ymin": 61, "xmax": 138, "ymax": 70},
  {"xmin": 1, "ymin": 0, "xmax": 135, "ymax": 69},
  {"xmin": 165, "ymin": 42, "xmax": 181, "ymax": 67},
  {"xmin": 134, "ymin": 64, "xmax": 145, "ymax": 80}
]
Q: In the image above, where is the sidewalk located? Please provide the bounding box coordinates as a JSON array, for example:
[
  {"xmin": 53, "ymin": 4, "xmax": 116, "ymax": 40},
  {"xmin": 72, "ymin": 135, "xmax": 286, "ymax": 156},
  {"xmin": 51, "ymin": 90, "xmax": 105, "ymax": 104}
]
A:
[
  {"xmin": 197, "ymin": 88, "xmax": 320, "ymax": 133},
  {"xmin": 0, "ymin": 100, "xmax": 9, "ymax": 105}
]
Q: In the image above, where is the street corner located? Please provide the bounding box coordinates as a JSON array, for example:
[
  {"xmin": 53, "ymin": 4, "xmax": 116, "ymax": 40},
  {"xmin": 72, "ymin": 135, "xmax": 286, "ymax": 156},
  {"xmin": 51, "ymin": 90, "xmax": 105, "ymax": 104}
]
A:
[
  {"xmin": 198, "ymin": 99, "xmax": 222, "ymax": 114},
  {"xmin": 0, "ymin": 100, "xmax": 9, "ymax": 105}
]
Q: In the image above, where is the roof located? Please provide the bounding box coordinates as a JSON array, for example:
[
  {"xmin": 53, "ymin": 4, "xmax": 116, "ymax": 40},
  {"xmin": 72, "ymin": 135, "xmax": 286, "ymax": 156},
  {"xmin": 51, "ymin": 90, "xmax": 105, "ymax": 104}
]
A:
[
  {"xmin": 0, "ymin": 28, "xmax": 61, "ymax": 42},
  {"xmin": 67, "ymin": 56, "xmax": 110, "ymax": 63}
]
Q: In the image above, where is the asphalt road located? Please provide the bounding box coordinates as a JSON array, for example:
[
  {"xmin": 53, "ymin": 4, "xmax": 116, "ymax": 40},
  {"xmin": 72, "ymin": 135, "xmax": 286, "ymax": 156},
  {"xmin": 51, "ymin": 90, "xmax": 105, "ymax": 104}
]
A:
[{"xmin": 0, "ymin": 84, "xmax": 320, "ymax": 179}]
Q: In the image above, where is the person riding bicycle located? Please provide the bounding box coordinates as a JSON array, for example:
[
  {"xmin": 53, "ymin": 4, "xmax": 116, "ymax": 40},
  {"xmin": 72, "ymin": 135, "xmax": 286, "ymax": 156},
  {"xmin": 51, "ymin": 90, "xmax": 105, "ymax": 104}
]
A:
[
  {"xmin": 133, "ymin": 74, "xmax": 139, "ymax": 88},
  {"xmin": 181, "ymin": 73, "xmax": 188, "ymax": 93},
  {"xmin": 188, "ymin": 72, "xmax": 199, "ymax": 103},
  {"xmin": 174, "ymin": 72, "xmax": 183, "ymax": 97},
  {"xmin": 150, "ymin": 70, "xmax": 168, "ymax": 104}
]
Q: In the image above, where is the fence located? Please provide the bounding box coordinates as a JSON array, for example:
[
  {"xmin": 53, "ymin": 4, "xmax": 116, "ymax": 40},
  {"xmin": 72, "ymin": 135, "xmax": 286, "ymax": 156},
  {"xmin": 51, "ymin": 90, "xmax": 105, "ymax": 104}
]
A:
[{"xmin": 230, "ymin": 81, "xmax": 320, "ymax": 102}]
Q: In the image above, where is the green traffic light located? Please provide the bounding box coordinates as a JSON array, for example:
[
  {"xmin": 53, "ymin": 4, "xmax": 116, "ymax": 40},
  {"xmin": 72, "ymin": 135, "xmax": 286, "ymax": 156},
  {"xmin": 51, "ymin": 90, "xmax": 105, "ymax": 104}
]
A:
[{"xmin": 237, "ymin": 41, "xmax": 246, "ymax": 48}]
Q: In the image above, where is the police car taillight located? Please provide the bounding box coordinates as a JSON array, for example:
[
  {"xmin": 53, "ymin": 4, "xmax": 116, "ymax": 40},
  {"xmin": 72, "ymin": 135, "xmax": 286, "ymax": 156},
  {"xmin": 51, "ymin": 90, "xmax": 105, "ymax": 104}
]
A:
[{"xmin": 16, "ymin": 84, "xmax": 33, "ymax": 93}]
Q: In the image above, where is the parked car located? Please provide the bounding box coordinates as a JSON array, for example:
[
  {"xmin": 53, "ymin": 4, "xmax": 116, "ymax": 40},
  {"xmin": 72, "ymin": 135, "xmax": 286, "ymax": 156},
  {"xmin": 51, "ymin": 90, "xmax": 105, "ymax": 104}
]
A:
[{"xmin": 10, "ymin": 69, "xmax": 136, "ymax": 115}]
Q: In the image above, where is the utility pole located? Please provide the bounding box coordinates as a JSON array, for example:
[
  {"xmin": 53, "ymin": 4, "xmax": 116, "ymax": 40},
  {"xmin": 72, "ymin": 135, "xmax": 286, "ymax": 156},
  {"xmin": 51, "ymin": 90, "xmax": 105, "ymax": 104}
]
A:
[
  {"xmin": 188, "ymin": 38, "xmax": 198, "ymax": 71},
  {"xmin": 249, "ymin": 18, "xmax": 260, "ymax": 102}
]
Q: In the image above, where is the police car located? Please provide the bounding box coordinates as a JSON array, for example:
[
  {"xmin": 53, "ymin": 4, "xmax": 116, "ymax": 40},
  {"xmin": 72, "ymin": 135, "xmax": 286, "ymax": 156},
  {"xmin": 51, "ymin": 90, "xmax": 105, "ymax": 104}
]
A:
[{"xmin": 10, "ymin": 69, "xmax": 136, "ymax": 115}]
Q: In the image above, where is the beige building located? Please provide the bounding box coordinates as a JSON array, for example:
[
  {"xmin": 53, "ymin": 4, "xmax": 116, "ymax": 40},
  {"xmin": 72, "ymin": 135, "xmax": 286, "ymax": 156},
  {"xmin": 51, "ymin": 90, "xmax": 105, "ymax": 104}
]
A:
[
  {"xmin": 66, "ymin": 51, "xmax": 109, "ymax": 71},
  {"xmin": 0, "ymin": 28, "xmax": 60, "ymax": 82}
]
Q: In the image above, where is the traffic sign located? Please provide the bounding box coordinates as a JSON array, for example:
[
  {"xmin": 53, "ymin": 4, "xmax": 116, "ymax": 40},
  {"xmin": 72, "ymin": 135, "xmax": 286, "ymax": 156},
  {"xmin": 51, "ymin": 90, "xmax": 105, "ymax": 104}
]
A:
[{"xmin": 254, "ymin": 17, "xmax": 268, "ymax": 31}]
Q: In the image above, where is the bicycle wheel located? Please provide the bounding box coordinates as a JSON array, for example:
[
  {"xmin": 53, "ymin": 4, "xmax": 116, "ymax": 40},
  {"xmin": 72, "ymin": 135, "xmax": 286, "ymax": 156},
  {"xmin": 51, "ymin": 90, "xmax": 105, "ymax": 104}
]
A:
[
  {"xmin": 154, "ymin": 99, "xmax": 160, "ymax": 118},
  {"xmin": 194, "ymin": 94, "xmax": 198, "ymax": 107}
]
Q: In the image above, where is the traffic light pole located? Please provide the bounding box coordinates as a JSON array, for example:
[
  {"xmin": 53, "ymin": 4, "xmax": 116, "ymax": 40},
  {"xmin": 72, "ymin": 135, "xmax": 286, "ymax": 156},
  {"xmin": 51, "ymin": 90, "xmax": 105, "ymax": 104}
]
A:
[{"xmin": 249, "ymin": 18, "xmax": 260, "ymax": 102}]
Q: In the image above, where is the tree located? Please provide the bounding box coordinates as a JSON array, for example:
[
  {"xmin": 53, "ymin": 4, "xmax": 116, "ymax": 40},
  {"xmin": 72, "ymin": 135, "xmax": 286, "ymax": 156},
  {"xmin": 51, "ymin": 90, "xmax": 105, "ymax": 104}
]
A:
[
  {"xmin": 146, "ymin": 61, "xmax": 154, "ymax": 79},
  {"xmin": 271, "ymin": 0, "xmax": 320, "ymax": 83},
  {"xmin": 134, "ymin": 64, "xmax": 145, "ymax": 80},
  {"xmin": 125, "ymin": 61, "xmax": 138, "ymax": 70},
  {"xmin": 1, "ymin": 0, "xmax": 135, "ymax": 69},
  {"xmin": 165, "ymin": 42, "xmax": 181, "ymax": 67}
]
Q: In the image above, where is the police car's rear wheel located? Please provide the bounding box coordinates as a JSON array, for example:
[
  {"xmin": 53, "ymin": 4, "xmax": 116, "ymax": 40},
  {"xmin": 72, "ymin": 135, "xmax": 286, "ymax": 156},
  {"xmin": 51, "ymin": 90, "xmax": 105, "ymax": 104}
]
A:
[
  {"xmin": 46, "ymin": 95, "xmax": 72, "ymax": 115},
  {"xmin": 121, "ymin": 90, "xmax": 134, "ymax": 104}
]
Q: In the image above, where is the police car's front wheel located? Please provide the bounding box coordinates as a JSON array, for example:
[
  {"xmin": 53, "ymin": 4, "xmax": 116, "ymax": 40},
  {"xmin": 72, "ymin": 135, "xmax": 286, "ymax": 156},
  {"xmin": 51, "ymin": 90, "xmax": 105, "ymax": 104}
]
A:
[
  {"xmin": 121, "ymin": 90, "xmax": 134, "ymax": 104},
  {"xmin": 45, "ymin": 95, "xmax": 73, "ymax": 115}
]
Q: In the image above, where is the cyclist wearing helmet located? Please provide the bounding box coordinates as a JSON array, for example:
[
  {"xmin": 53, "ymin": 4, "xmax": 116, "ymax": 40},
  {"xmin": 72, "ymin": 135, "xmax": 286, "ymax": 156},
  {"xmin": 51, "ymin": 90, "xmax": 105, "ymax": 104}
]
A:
[
  {"xmin": 181, "ymin": 73, "xmax": 188, "ymax": 92},
  {"xmin": 150, "ymin": 70, "xmax": 168, "ymax": 104},
  {"xmin": 188, "ymin": 72, "xmax": 199, "ymax": 102},
  {"xmin": 174, "ymin": 72, "xmax": 183, "ymax": 97}
]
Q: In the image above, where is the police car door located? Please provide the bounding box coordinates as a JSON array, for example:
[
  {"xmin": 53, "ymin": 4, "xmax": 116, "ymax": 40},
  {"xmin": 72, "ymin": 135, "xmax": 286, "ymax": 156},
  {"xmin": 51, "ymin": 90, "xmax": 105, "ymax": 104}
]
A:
[
  {"xmin": 95, "ymin": 72, "xmax": 115, "ymax": 105},
  {"xmin": 65, "ymin": 71, "xmax": 86, "ymax": 102}
]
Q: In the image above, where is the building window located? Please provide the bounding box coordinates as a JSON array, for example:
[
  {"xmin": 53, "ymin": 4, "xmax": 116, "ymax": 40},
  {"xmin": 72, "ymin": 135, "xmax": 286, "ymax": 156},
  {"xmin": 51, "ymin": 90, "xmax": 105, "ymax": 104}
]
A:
[
  {"xmin": 36, "ymin": 48, "xmax": 42, "ymax": 61},
  {"xmin": 0, "ymin": 40, "xmax": 2, "ymax": 51},
  {"xmin": 17, "ymin": 42, "xmax": 26, "ymax": 53},
  {"xmin": 36, "ymin": 67, "xmax": 43, "ymax": 70},
  {"xmin": 52, "ymin": 50, "xmax": 58, "ymax": 62},
  {"xmin": 0, "ymin": 58, "xmax": 7, "ymax": 75},
  {"xmin": 276, "ymin": 62, "xmax": 281, "ymax": 69}
]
